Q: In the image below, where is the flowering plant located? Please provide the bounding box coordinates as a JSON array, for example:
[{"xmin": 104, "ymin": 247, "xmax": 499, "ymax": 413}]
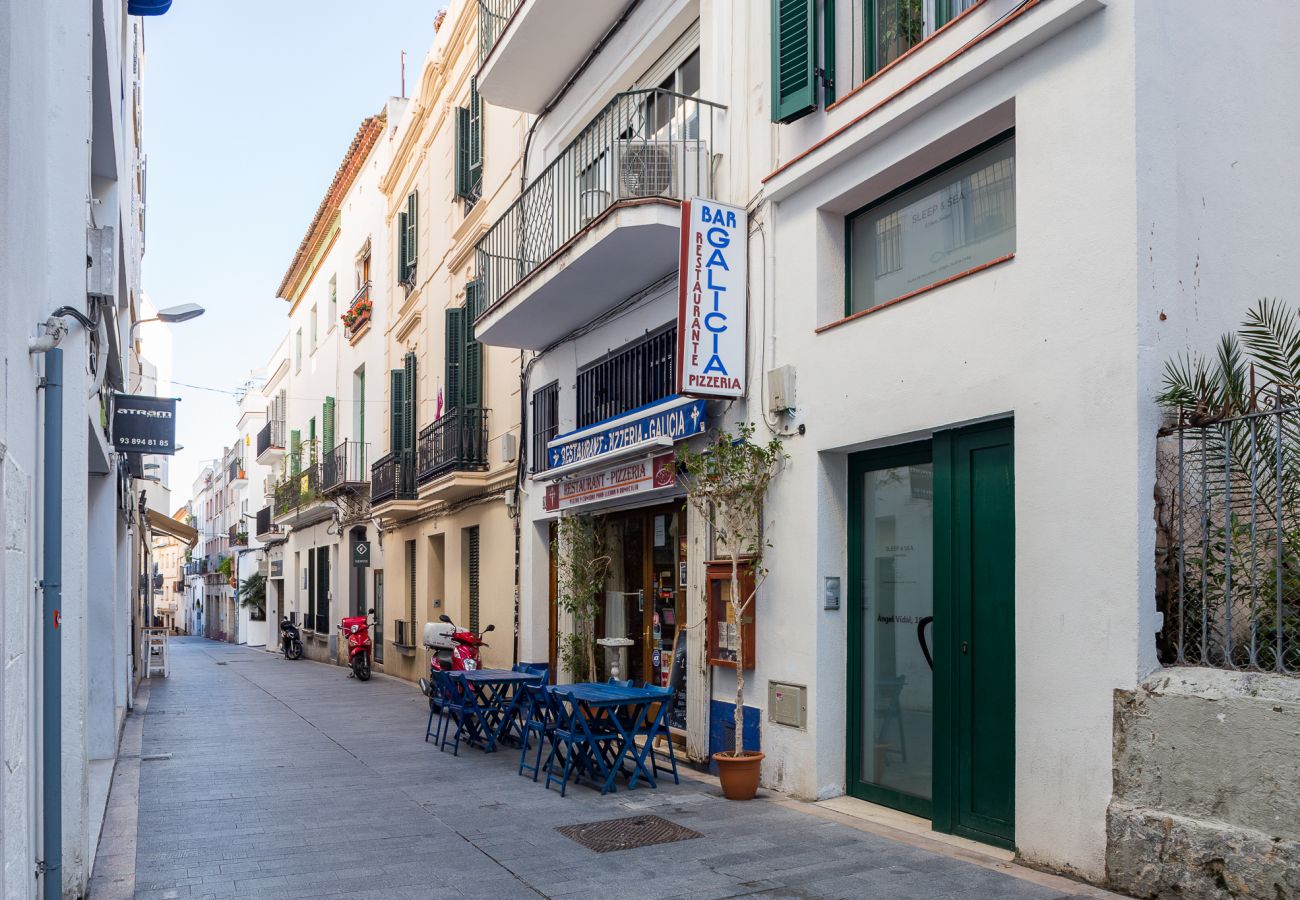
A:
[{"xmin": 342, "ymin": 298, "xmax": 373, "ymax": 330}]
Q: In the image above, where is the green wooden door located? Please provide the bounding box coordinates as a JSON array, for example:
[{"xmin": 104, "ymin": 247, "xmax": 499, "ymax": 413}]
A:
[{"xmin": 934, "ymin": 421, "xmax": 1015, "ymax": 847}]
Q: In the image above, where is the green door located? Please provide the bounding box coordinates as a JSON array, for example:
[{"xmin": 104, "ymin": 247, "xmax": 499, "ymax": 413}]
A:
[
  {"xmin": 934, "ymin": 421, "xmax": 1015, "ymax": 847},
  {"xmin": 849, "ymin": 421, "xmax": 1015, "ymax": 848}
]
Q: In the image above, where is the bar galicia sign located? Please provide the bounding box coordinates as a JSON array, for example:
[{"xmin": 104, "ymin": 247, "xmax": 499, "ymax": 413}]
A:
[
  {"xmin": 547, "ymin": 395, "xmax": 705, "ymax": 470},
  {"xmin": 677, "ymin": 197, "xmax": 747, "ymax": 399},
  {"xmin": 111, "ymin": 393, "xmax": 177, "ymax": 454}
]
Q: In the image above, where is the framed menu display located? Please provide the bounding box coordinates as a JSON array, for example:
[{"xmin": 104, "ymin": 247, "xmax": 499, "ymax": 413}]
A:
[{"xmin": 705, "ymin": 559, "xmax": 756, "ymax": 669}]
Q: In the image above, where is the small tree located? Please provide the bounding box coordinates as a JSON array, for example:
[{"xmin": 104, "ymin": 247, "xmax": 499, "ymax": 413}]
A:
[
  {"xmin": 554, "ymin": 514, "xmax": 610, "ymax": 682},
  {"xmin": 239, "ymin": 571, "xmax": 267, "ymax": 621},
  {"xmin": 677, "ymin": 423, "xmax": 784, "ymax": 757}
]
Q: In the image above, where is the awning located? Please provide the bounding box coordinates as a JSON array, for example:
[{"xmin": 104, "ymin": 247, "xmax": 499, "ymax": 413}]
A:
[
  {"xmin": 147, "ymin": 508, "xmax": 198, "ymax": 546},
  {"xmin": 128, "ymin": 0, "xmax": 173, "ymax": 15}
]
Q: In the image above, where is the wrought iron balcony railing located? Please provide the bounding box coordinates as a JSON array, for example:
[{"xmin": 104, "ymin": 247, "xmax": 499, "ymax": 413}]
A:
[
  {"xmin": 344, "ymin": 282, "xmax": 372, "ymax": 339},
  {"xmin": 417, "ymin": 408, "xmax": 490, "ymax": 484},
  {"xmin": 273, "ymin": 464, "xmax": 321, "ymax": 517},
  {"xmin": 227, "ymin": 457, "xmax": 246, "ymax": 483},
  {"xmin": 477, "ymin": 0, "xmax": 522, "ymax": 68},
  {"xmin": 256, "ymin": 419, "xmax": 285, "ymax": 458},
  {"xmin": 255, "ymin": 505, "xmax": 282, "ymax": 540},
  {"xmin": 322, "ymin": 440, "xmax": 370, "ymax": 493},
  {"xmin": 370, "ymin": 450, "xmax": 416, "ymax": 504},
  {"xmin": 475, "ymin": 89, "xmax": 721, "ymax": 318}
]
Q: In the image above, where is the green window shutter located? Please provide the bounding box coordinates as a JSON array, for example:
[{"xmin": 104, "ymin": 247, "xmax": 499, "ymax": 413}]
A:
[
  {"xmin": 402, "ymin": 351, "xmax": 417, "ymax": 453},
  {"xmin": 389, "ymin": 370, "xmax": 405, "ymax": 454},
  {"xmin": 397, "ymin": 210, "xmax": 409, "ymax": 282},
  {"xmin": 445, "ymin": 306, "xmax": 465, "ymax": 411},
  {"xmin": 772, "ymin": 0, "xmax": 816, "ymax": 123},
  {"xmin": 468, "ymin": 78, "xmax": 483, "ymax": 186},
  {"xmin": 463, "ymin": 283, "xmax": 483, "ymax": 408},
  {"xmin": 322, "ymin": 396, "xmax": 335, "ymax": 452},
  {"xmin": 406, "ymin": 192, "xmax": 418, "ymax": 277},
  {"xmin": 289, "ymin": 429, "xmax": 301, "ymax": 475},
  {"xmin": 454, "ymin": 106, "xmax": 471, "ymax": 199}
]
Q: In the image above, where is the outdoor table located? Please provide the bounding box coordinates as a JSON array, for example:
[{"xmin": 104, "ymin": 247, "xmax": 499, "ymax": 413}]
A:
[
  {"xmin": 459, "ymin": 669, "xmax": 541, "ymax": 752},
  {"xmin": 549, "ymin": 683, "xmax": 668, "ymax": 793}
]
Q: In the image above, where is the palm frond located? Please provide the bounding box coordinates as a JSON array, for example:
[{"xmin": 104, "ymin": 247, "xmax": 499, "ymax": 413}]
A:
[{"xmin": 1240, "ymin": 297, "xmax": 1300, "ymax": 388}]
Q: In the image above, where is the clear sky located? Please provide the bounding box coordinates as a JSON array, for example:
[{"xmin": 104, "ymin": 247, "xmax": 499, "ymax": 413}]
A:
[{"xmin": 142, "ymin": 1, "xmax": 439, "ymax": 506}]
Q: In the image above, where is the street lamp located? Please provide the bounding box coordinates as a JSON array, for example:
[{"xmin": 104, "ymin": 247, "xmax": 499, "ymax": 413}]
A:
[{"xmin": 131, "ymin": 303, "xmax": 205, "ymax": 344}]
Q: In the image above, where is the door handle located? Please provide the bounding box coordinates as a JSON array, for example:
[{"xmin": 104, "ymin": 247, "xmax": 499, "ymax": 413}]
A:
[{"xmin": 961, "ymin": 641, "xmax": 969, "ymax": 654}]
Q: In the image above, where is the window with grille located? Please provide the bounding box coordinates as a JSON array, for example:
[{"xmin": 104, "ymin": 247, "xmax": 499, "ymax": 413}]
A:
[
  {"xmin": 576, "ymin": 325, "xmax": 677, "ymax": 429},
  {"xmin": 466, "ymin": 526, "xmax": 480, "ymax": 634},
  {"xmin": 531, "ymin": 381, "xmax": 559, "ymax": 472}
]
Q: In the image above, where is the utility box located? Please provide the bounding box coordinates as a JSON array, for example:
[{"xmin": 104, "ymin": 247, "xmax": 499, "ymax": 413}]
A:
[
  {"xmin": 86, "ymin": 226, "xmax": 116, "ymax": 300},
  {"xmin": 768, "ymin": 680, "xmax": 807, "ymax": 729},
  {"xmin": 767, "ymin": 365, "xmax": 795, "ymax": 415}
]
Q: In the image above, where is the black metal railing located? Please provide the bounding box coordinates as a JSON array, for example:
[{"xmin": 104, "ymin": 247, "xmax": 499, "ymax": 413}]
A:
[
  {"xmin": 477, "ymin": 0, "xmax": 522, "ymax": 68},
  {"xmin": 370, "ymin": 450, "xmax": 416, "ymax": 504},
  {"xmin": 229, "ymin": 524, "xmax": 247, "ymax": 546},
  {"xmin": 577, "ymin": 326, "xmax": 676, "ymax": 429},
  {"xmin": 475, "ymin": 89, "xmax": 721, "ymax": 318},
  {"xmin": 227, "ymin": 457, "xmax": 245, "ymax": 482},
  {"xmin": 1158, "ymin": 399, "xmax": 1300, "ymax": 673},
  {"xmin": 392, "ymin": 618, "xmax": 416, "ymax": 649},
  {"xmin": 273, "ymin": 464, "xmax": 321, "ymax": 517},
  {"xmin": 417, "ymin": 408, "xmax": 490, "ymax": 483},
  {"xmin": 256, "ymin": 420, "xmax": 285, "ymax": 457},
  {"xmin": 322, "ymin": 440, "xmax": 370, "ymax": 493},
  {"xmin": 255, "ymin": 505, "xmax": 281, "ymax": 539}
]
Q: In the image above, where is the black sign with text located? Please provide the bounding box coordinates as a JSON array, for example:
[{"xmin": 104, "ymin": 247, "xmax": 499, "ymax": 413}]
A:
[
  {"xmin": 111, "ymin": 394, "xmax": 177, "ymax": 455},
  {"xmin": 352, "ymin": 541, "xmax": 371, "ymax": 567}
]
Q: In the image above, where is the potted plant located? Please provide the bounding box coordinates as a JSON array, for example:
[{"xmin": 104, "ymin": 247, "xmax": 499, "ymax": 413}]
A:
[
  {"xmin": 554, "ymin": 514, "xmax": 610, "ymax": 682},
  {"xmin": 678, "ymin": 423, "xmax": 784, "ymax": 800}
]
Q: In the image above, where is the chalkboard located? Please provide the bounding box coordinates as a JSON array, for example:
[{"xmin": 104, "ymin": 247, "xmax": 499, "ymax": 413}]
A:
[{"xmin": 666, "ymin": 628, "xmax": 688, "ymax": 730}]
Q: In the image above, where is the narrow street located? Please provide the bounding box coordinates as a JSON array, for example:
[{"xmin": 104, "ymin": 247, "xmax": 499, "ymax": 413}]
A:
[{"xmin": 89, "ymin": 639, "xmax": 1116, "ymax": 900}]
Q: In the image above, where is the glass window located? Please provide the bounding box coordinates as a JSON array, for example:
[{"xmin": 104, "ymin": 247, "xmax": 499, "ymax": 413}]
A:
[
  {"xmin": 847, "ymin": 135, "xmax": 1014, "ymax": 315},
  {"xmin": 328, "ymin": 276, "xmax": 337, "ymax": 330},
  {"xmin": 295, "ymin": 329, "xmax": 302, "ymax": 372},
  {"xmin": 310, "ymin": 306, "xmax": 318, "ymax": 353}
]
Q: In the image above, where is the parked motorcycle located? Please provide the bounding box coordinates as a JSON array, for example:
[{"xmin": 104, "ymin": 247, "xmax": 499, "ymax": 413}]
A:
[
  {"xmin": 279, "ymin": 617, "xmax": 303, "ymax": 660},
  {"xmin": 339, "ymin": 608, "xmax": 376, "ymax": 681},
  {"xmin": 418, "ymin": 613, "xmax": 494, "ymax": 697}
]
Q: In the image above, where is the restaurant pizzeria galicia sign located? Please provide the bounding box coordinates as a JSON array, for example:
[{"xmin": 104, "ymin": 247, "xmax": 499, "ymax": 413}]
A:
[
  {"xmin": 543, "ymin": 453, "xmax": 677, "ymax": 512},
  {"xmin": 546, "ymin": 395, "xmax": 705, "ymax": 470},
  {"xmin": 677, "ymin": 197, "xmax": 747, "ymax": 399}
]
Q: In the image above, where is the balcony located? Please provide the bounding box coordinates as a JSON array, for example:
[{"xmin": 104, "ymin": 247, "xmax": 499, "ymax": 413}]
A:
[
  {"xmin": 229, "ymin": 524, "xmax": 248, "ymax": 547},
  {"xmin": 343, "ymin": 282, "xmax": 373, "ymax": 343},
  {"xmin": 474, "ymin": 89, "xmax": 721, "ymax": 350},
  {"xmin": 256, "ymin": 420, "xmax": 286, "ymax": 465},
  {"xmin": 271, "ymin": 463, "xmax": 333, "ymax": 529},
  {"xmin": 321, "ymin": 440, "xmax": 370, "ymax": 495},
  {"xmin": 369, "ymin": 450, "xmax": 420, "ymax": 518},
  {"xmin": 414, "ymin": 408, "xmax": 493, "ymax": 503},
  {"xmin": 254, "ymin": 505, "xmax": 283, "ymax": 543},
  {"xmin": 476, "ymin": 0, "xmax": 628, "ymax": 114},
  {"xmin": 227, "ymin": 457, "xmax": 247, "ymax": 485}
]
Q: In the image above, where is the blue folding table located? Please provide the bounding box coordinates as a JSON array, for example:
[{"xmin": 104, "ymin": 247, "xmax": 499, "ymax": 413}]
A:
[
  {"xmin": 546, "ymin": 683, "xmax": 671, "ymax": 794},
  {"xmin": 457, "ymin": 669, "xmax": 541, "ymax": 752}
]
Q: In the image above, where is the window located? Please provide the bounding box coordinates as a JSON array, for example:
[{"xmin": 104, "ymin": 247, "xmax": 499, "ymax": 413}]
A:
[
  {"xmin": 295, "ymin": 328, "xmax": 302, "ymax": 372},
  {"xmin": 455, "ymin": 78, "xmax": 483, "ymax": 205},
  {"xmin": 771, "ymin": 0, "xmax": 836, "ymax": 122},
  {"xmin": 846, "ymin": 133, "xmax": 1014, "ymax": 315},
  {"xmin": 465, "ymin": 526, "xmax": 480, "ymax": 634},
  {"xmin": 328, "ymin": 276, "xmax": 337, "ymax": 330},
  {"xmin": 310, "ymin": 305, "xmax": 318, "ymax": 354},
  {"xmin": 530, "ymin": 381, "xmax": 559, "ymax": 473},
  {"xmin": 576, "ymin": 325, "xmax": 677, "ymax": 428},
  {"xmin": 861, "ymin": 0, "xmax": 980, "ymax": 79},
  {"xmin": 445, "ymin": 282, "xmax": 484, "ymax": 412},
  {"xmin": 405, "ymin": 539, "xmax": 416, "ymax": 641},
  {"xmin": 398, "ymin": 191, "xmax": 418, "ymax": 290}
]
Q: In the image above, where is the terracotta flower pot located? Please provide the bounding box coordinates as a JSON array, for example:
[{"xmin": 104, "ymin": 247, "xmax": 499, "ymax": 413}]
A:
[{"xmin": 714, "ymin": 750, "xmax": 764, "ymax": 800}]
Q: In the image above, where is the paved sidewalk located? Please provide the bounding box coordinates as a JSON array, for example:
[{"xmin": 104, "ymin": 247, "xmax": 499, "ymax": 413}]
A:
[{"xmin": 90, "ymin": 638, "xmax": 1119, "ymax": 899}]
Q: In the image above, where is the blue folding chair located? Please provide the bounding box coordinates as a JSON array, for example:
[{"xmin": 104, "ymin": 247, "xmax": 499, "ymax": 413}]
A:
[
  {"xmin": 638, "ymin": 684, "xmax": 680, "ymax": 785},
  {"xmin": 517, "ymin": 683, "xmax": 555, "ymax": 781},
  {"xmin": 606, "ymin": 677, "xmax": 634, "ymax": 687},
  {"xmin": 439, "ymin": 672, "xmax": 484, "ymax": 756},
  {"xmin": 424, "ymin": 673, "xmax": 449, "ymax": 745},
  {"xmin": 544, "ymin": 692, "xmax": 622, "ymax": 797}
]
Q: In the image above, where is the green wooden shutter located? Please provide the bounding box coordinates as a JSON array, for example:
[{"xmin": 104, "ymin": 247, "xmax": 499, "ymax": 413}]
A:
[
  {"xmin": 463, "ymin": 283, "xmax": 483, "ymax": 408},
  {"xmin": 397, "ymin": 210, "xmax": 409, "ymax": 282},
  {"xmin": 322, "ymin": 396, "xmax": 335, "ymax": 452},
  {"xmin": 454, "ymin": 106, "xmax": 471, "ymax": 199},
  {"xmin": 406, "ymin": 192, "xmax": 418, "ymax": 279},
  {"xmin": 389, "ymin": 370, "xmax": 405, "ymax": 454},
  {"xmin": 289, "ymin": 428, "xmax": 301, "ymax": 475},
  {"xmin": 402, "ymin": 351, "xmax": 417, "ymax": 453},
  {"xmin": 445, "ymin": 307, "xmax": 465, "ymax": 411},
  {"xmin": 772, "ymin": 0, "xmax": 817, "ymax": 123},
  {"xmin": 468, "ymin": 77, "xmax": 482, "ymax": 188}
]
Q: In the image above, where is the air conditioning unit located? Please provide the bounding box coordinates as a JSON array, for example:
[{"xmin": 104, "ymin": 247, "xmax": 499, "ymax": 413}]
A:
[
  {"xmin": 613, "ymin": 140, "xmax": 707, "ymax": 203},
  {"xmin": 263, "ymin": 476, "xmax": 274, "ymax": 500}
]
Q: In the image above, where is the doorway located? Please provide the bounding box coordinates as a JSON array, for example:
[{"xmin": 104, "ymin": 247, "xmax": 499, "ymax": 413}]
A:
[{"xmin": 847, "ymin": 421, "xmax": 1014, "ymax": 848}]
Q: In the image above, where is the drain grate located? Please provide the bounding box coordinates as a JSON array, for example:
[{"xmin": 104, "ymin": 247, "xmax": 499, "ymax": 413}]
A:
[{"xmin": 555, "ymin": 814, "xmax": 701, "ymax": 853}]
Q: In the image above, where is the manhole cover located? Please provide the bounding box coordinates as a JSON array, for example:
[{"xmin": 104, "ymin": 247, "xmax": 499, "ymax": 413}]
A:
[{"xmin": 555, "ymin": 815, "xmax": 701, "ymax": 853}]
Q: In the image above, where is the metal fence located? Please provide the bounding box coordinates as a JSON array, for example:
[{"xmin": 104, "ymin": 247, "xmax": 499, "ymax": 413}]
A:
[
  {"xmin": 256, "ymin": 419, "xmax": 285, "ymax": 458},
  {"xmin": 1158, "ymin": 401, "xmax": 1300, "ymax": 673},
  {"xmin": 475, "ymin": 89, "xmax": 721, "ymax": 317},
  {"xmin": 417, "ymin": 408, "xmax": 490, "ymax": 483},
  {"xmin": 322, "ymin": 440, "xmax": 369, "ymax": 492},
  {"xmin": 477, "ymin": 0, "xmax": 522, "ymax": 68}
]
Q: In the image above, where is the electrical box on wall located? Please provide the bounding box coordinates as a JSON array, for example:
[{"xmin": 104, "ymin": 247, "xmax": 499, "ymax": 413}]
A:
[
  {"xmin": 767, "ymin": 365, "xmax": 795, "ymax": 415},
  {"xmin": 501, "ymin": 432, "xmax": 518, "ymax": 463},
  {"xmin": 768, "ymin": 681, "xmax": 807, "ymax": 729},
  {"xmin": 86, "ymin": 226, "xmax": 116, "ymax": 300}
]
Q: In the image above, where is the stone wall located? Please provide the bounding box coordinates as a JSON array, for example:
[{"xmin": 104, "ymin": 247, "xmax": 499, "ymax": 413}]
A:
[{"xmin": 1107, "ymin": 667, "xmax": 1300, "ymax": 898}]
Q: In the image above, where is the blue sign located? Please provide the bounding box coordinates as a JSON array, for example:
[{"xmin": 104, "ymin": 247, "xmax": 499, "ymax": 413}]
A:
[{"xmin": 548, "ymin": 396, "xmax": 706, "ymax": 470}]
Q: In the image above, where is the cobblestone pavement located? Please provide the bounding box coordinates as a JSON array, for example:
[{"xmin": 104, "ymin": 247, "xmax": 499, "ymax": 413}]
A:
[{"xmin": 90, "ymin": 638, "xmax": 1120, "ymax": 900}]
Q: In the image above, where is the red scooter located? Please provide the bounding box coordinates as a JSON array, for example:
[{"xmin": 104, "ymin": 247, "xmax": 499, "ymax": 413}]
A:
[
  {"xmin": 339, "ymin": 608, "xmax": 376, "ymax": 681},
  {"xmin": 418, "ymin": 614, "xmax": 493, "ymax": 696}
]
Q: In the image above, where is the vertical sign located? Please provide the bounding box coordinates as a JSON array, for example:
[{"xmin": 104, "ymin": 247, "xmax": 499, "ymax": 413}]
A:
[{"xmin": 677, "ymin": 197, "xmax": 747, "ymax": 398}]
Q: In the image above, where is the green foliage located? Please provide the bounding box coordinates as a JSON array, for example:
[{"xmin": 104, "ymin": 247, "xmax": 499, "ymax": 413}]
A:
[
  {"xmin": 554, "ymin": 515, "xmax": 610, "ymax": 682},
  {"xmin": 217, "ymin": 555, "xmax": 233, "ymax": 578},
  {"xmin": 677, "ymin": 423, "xmax": 786, "ymax": 755}
]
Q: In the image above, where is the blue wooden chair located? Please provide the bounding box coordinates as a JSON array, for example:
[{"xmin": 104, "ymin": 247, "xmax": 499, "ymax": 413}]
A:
[
  {"xmin": 544, "ymin": 692, "xmax": 622, "ymax": 796},
  {"xmin": 439, "ymin": 672, "xmax": 484, "ymax": 756},
  {"xmin": 606, "ymin": 677, "xmax": 633, "ymax": 687},
  {"xmin": 638, "ymin": 684, "xmax": 680, "ymax": 785},
  {"xmin": 517, "ymin": 683, "xmax": 555, "ymax": 781},
  {"xmin": 424, "ymin": 674, "xmax": 449, "ymax": 745}
]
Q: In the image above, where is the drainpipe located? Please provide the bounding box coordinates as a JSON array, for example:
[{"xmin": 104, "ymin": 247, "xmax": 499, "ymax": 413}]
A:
[{"xmin": 40, "ymin": 349, "xmax": 63, "ymax": 899}]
